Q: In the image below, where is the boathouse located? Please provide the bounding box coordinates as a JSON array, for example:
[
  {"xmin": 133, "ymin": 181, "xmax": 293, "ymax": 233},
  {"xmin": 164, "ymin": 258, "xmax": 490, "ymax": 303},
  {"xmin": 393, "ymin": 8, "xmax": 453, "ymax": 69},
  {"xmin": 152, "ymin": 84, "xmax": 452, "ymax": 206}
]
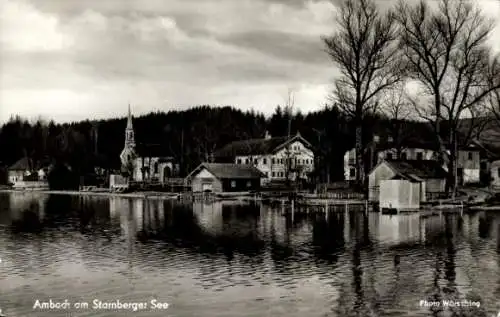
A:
[
  {"xmin": 187, "ymin": 163, "xmax": 264, "ymax": 193},
  {"xmin": 368, "ymin": 160, "xmax": 447, "ymax": 203}
]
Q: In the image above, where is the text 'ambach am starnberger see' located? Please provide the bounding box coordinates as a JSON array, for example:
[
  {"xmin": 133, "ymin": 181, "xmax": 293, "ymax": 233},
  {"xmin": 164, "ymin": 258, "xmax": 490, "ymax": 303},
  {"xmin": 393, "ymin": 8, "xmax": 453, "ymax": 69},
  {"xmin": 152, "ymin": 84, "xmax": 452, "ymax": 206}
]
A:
[{"xmin": 32, "ymin": 299, "xmax": 170, "ymax": 312}]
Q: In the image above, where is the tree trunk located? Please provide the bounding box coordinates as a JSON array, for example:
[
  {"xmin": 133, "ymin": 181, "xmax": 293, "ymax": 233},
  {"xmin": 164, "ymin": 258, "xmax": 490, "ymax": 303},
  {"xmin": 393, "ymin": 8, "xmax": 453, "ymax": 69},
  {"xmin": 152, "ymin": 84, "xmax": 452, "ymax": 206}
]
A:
[{"xmin": 355, "ymin": 124, "xmax": 364, "ymax": 186}]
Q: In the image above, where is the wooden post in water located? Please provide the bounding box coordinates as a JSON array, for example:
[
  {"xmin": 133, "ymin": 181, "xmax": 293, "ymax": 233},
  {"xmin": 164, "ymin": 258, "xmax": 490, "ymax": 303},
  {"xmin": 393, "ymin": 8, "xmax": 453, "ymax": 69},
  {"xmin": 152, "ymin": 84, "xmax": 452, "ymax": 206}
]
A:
[{"xmin": 325, "ymin": 199, "xmax": 328, "ymax": 221}]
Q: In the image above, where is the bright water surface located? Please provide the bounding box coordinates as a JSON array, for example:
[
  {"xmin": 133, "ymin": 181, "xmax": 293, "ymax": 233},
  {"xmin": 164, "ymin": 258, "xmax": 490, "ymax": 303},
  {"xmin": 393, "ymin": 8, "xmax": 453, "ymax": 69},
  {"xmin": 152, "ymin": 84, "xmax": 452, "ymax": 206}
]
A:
[{"xmin": 0, "ymin": 192, "xmax": 499, "ymax": 317}]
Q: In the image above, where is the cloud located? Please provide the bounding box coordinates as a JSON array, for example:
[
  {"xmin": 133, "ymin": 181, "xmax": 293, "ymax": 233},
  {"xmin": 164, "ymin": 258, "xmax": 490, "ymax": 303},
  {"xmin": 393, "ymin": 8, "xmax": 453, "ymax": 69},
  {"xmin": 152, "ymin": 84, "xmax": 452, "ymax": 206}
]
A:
[
  {"xmin": 0, "ymin": 0, "xmax": 72, "ymax": 52},
  {"xmin": 0, "ymin": 0, "xmax": 498, "ymax": 124}
]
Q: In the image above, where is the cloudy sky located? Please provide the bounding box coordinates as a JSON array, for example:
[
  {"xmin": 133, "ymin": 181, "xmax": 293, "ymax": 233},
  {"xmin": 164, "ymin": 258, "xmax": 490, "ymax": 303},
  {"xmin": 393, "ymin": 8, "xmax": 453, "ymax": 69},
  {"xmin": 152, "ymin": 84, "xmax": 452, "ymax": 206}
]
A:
[{"xmin": 1, "ymin": 0, "xmax": 499, "ymax": 123}]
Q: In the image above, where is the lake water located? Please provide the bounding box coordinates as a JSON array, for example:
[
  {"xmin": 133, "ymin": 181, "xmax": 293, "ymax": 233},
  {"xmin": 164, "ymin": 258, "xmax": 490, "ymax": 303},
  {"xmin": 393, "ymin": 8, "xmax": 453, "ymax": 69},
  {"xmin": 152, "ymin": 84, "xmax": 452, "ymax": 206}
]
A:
[{"xmin": 0, "ymin": 192, "xmax": 499, "ymax": 317}]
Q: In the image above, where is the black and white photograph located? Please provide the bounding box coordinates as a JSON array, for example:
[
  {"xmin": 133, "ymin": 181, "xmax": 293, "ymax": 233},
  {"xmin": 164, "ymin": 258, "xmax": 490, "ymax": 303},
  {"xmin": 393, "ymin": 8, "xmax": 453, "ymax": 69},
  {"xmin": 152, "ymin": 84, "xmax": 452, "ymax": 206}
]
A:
[{"xmin": 1, "ymin": 0, "xmax": 500, "ymax": 316}]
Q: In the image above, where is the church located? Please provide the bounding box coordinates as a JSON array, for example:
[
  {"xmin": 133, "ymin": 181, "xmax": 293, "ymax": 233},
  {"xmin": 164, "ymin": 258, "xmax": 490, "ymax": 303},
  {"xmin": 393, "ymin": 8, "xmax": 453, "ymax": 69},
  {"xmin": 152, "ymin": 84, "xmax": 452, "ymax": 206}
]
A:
[{"xmin": 120, "ymin": 105, "xmax": 178, "ymax": 183}]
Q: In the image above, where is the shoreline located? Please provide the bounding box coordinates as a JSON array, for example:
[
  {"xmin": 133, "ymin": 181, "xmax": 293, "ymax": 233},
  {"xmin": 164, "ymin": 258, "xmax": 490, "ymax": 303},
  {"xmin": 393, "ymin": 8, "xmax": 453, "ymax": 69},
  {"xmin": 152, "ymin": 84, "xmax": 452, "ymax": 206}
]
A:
[
  {"xmin": 1, "ymin": 189, "xmax": 499, "ymax": 210},
  {"xmin": 0, "ymin": 188, "xmax": 182, "ymax": 200}
]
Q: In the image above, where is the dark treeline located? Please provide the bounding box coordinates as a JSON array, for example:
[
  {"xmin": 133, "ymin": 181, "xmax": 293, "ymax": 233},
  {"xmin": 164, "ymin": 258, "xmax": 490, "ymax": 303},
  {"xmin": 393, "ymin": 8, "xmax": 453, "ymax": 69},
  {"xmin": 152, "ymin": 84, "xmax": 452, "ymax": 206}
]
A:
[{"xmin": 0, "ymin": 105, "xmax": 429, "ymax": 183}]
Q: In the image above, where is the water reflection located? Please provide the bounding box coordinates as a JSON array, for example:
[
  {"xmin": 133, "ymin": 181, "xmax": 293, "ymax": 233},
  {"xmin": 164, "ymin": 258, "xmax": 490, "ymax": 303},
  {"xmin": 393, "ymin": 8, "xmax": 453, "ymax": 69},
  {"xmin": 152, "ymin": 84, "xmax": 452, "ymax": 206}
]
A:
[{"xmin": 1, "ymin": 192, "xmax": 500, "ymax": 317}]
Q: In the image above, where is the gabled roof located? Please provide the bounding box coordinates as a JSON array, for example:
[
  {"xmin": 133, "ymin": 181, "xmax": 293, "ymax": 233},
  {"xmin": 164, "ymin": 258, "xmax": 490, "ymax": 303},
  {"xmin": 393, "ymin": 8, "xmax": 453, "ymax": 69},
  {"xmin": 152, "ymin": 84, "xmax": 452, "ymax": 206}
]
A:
[
  {"xmin": 8, "ymin": 157, "xmax": 34, "ymax": 171},
  {"xmin": 186, "ymin": 163, "xmax": 265, "ymax": 179},
  {"xmin": 374, "ymin": 159, "xmax": 447, "ymax": 180},
  {"xmin": 214, "ymin": 133, "xmax": 313, "ymax": 157}
]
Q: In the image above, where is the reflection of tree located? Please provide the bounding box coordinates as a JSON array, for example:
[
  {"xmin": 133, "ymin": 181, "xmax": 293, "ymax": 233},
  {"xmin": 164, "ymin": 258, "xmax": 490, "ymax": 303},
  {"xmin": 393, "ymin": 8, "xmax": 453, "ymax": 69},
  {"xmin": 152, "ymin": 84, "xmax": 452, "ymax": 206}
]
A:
[{"xmin": 311, "ymin": 213, "xmax": 345, "ymax": 263}]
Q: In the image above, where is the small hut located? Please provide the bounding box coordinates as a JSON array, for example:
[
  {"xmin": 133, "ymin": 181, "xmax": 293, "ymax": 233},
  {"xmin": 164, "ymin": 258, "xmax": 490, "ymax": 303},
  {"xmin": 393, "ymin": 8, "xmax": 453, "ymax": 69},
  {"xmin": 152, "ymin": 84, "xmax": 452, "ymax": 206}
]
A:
[
  {"xmin": 369, "ymin": 160, "xmax": 447, "ymax": 210},
  {"xmin": 186, "ymin": 163, "xmax": 264, "ymax": 193}
]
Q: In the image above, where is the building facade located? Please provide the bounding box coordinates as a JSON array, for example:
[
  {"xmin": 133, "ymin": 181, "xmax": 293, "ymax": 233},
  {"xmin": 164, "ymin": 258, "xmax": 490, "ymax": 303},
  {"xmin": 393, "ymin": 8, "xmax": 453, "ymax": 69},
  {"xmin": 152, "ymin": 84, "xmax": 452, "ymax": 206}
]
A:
[{"xmin": 214, "ymin": 132, "xmax": 315, "ymax": 183}]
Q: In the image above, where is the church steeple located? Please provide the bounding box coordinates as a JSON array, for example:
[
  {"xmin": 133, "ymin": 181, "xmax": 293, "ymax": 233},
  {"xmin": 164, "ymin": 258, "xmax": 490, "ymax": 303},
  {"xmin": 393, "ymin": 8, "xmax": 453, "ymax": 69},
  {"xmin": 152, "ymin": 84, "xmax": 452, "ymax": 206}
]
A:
[
  {"xmin": 126, "ymin": 103, "xmax": 133, "ymax": 130},
  {"xmin": 124, "ymin": 104, "xmax": 135, "ymax": 148},
  {"xmin": 120, "ymin": 104, "xmax": 137, "ymax": 176}
]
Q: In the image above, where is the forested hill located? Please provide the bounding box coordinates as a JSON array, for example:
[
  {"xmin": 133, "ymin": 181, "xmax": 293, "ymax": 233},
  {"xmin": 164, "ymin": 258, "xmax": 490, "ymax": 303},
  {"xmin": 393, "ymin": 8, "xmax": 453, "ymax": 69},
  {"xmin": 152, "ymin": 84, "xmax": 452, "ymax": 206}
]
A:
[{"xmin": 0, "ymin": 105, "xmax": 467, "ymax": 180}]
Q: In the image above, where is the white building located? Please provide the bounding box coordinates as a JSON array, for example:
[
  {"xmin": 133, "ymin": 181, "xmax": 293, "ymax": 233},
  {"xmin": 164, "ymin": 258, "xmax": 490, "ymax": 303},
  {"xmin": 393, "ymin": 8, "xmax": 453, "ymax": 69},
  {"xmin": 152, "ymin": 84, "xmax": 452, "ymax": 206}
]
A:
[
  {"xmin": 214, "ymin": 131, "xmax": 315, "ymax": 183},
  {"xmin": 119, "ymin": 105, "xmax": 177, "ymax": 183},
  {"xmin": 344, "ymin": 135, "xmax": 481, "ymax": 185}
]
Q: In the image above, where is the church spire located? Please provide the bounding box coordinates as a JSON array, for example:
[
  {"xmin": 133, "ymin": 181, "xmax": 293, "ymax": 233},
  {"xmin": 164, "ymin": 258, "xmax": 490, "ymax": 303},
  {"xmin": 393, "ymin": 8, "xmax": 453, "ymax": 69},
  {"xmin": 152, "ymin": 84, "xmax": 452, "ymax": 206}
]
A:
[
  {"xmin": 124, "ymin": 104, "xmax": 135, "ymax": 148},
  {"xmin": 126, "ymin": 103, "xmax": 133, "ymax": 130}
]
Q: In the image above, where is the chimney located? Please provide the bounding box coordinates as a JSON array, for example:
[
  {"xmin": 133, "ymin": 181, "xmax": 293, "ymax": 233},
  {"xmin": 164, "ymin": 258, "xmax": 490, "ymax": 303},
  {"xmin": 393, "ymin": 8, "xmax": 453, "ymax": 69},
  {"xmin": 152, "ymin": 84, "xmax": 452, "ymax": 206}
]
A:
[{"xmin": 264, "ymin": 131, "xmax": 271, "ymax": 139}]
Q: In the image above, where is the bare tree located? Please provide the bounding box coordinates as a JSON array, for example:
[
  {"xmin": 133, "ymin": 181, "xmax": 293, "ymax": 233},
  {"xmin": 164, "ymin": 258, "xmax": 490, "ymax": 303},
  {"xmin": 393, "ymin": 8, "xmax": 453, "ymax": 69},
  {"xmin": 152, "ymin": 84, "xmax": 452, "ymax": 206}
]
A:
[
  {"xmin": 381, "ymin": 82, "xmax": 413, "ymax": 159},
  {"xmin": 397, "ymin": 0, "xmax": 500, "ymax": 196},
  {"xmin": 322, "ymin": 0, "xmax": 401, "ymax": 186},
  {"xmin": 488, "ymin": 60, "xmax": 500, "ymax": 127}
]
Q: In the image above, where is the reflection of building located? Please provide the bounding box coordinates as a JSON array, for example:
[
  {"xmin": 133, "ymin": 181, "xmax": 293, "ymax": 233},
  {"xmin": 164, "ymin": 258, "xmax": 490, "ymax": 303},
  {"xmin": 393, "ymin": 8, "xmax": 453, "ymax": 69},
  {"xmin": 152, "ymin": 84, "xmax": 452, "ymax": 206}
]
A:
[
  {"xmin": 119, "ymin": 105, "xmax": 178, "ymax": 183},
  {"xmin": 375, "ymin": 214, "xmax": 421, "ymax": 245},
  {"xmin": 7, "ymin": 192, "xmax": 47, "ymax": 222}
]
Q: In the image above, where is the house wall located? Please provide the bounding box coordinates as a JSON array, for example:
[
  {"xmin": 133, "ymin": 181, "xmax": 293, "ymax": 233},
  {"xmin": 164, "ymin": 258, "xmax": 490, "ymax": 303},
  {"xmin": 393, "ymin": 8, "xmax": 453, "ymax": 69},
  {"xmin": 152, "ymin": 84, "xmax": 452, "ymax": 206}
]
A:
[
  {"xmin": 132, "ymin": 157, "xmax": 174, "ymax": 183},
  {"xmin": 380, "ymin": 180, "xmax": 420, "ymax": 210},
  {"xmin": 235, "ymin": 140, "xmax": 314, "ymax": 181},
  {"xmin": 457, "ymin": 150, "xmax": 480, "ymax": 184},
  {"xmin": 8, "ymin": 170, "xmax": 25, "ymax": 184},
  {"xmin": 425, "ymin": 178, "xmax": 446, "ymax": 193},
  {"xmin": 491, "ymin": 160, "xmax": 500, "ymax": 188},
  {"xmin": 191, "ymin": 169, "xmax": 223, "ymax": 192},
  {"xmin": 368, "ymin": 162, "xmax": 396, "ymax": 202},
  {"xmin": 220, "ymin": 178, "xmax": 261, "ymax": 192},
  {"xmin": 109, "ymin": 174, "xmax": 129, "ymax": 190},
  {"xmin": 344, "ymin": 148, "xmax": 356, "ymax": 181}
]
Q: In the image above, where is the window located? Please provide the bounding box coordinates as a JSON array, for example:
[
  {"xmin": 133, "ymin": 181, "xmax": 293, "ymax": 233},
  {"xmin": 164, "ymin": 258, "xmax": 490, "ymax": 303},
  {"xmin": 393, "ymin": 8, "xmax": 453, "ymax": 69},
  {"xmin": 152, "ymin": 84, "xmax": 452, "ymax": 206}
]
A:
[
  {"xmin": 272, "ymin": 172, "xmax": 276, "ymax": 177},
  {"xmin": 246, "ymin": 181, "xmax": 251, "ymax": 187},
  {"xmin": 416, "ymin": 152, "xmax": 423, "ymax": 160},
  {"xmin": 468, "ymin": 152, "xmax": 473, "ymax": 160},
  {"xmin": 350, "ymin": 168, "xmax": 355, "ymax": 177},
  {"xmin": 154, "ymin": 162, "xmax": 158, "ymax": 173},
  {"xmin": 237, "ymin": 158, "xmax": 242, "ymax": 164},
  {"xmin": 254, "ymin": 159, "xmax": 258, "ymax": 164},
  {"xmin": 263, "ymin": 158, "xmax": 267, "ymax": 165},
  {"xmin": 498, "ymin": 168, "xmax": 500, "ymax": 178},
  {"xmin": 280, "ymin": 159, "xmax": 283, "ymax": 164},
  {"xmin": 231, "ymin": 180, "xmax": 236, "ymax": 188},
  {"xmin": 245, "ymin": 159, "xmax": 249, "ymax": 164},
  {"xmin": 401, "ymin": 153, "xmax": 407, "ymax": 160},
  {"xmin": 265, "ymin": 172, "xmax": 269, "ymax": 177},
  {"xmin": 386, "ymin": 153, "xmax": 393, "ymax": 160},
  {"xmin": 271, "ymin": 158, "xmax": 275, "ymax": 164}
]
